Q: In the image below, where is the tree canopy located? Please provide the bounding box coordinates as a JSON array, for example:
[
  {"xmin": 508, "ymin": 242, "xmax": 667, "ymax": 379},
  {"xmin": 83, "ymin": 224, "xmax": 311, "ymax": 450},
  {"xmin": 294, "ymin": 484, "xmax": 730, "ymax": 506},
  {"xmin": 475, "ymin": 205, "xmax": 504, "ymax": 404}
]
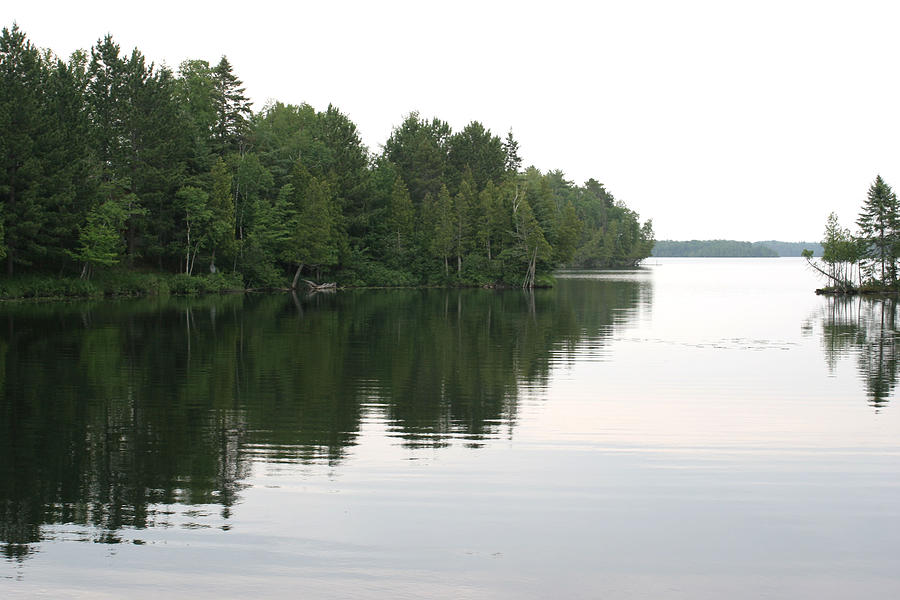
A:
[{"xmin": 0, "ymin": 24, "xmax": 654, "ymax": 288}]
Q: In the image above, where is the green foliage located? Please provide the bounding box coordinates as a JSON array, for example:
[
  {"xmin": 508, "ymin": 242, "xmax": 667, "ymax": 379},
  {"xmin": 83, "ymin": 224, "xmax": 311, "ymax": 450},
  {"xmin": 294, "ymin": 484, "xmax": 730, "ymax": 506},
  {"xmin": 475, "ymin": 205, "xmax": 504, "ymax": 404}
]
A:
[
  {"xmin": 206, "ymin": 157, "xmax": 235, "ymax": 270},
  {"xmin": 176, "ymin": 185, "xmax": 211, "ymax": 274},
  {"xmin": 388, "ymin": 176, "xmax": 413, "ymax": 254},
  {"xmin": 857, "ymin": 175, "xmax": 900, "ymax": 285},
  {"xmin": 0, "ymin": 23, "xmax": 654, "ymax": 290},
  {"xmin": 814, "ymin": 212, "xmax": 861, "ymax": 292},
  {"xmin": 169, "ymin": 272, "xmax": 243, "ymax": 294},
  {"xmin": 0, "ymin": 275, "xmax": 98, "ymax": 299},
  {"xmin": 652, "ymin": 240, "xmax": 778, "ymax": 258},
  {"xmin": 69, "ymin": 198, "xmax": 128, "ymax": 277}
]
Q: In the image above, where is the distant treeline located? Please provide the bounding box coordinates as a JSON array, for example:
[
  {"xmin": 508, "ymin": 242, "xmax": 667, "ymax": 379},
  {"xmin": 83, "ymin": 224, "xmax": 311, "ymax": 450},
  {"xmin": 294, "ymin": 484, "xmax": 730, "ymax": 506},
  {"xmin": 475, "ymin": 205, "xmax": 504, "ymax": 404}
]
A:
[
  {"xmin": 0, "ymin": 24, "xmax": 653, "ymax": 290},
  {"xmin": 652, "ymin": 240, "xmax": 823, "ymax": 258}
]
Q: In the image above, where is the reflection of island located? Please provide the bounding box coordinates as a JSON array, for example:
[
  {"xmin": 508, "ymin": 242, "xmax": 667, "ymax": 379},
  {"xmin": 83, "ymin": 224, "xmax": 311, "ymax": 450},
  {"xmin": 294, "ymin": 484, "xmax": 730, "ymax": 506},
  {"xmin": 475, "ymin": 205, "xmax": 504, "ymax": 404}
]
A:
[
  {"xmin": 0, "ymin": 277, "xmax": 650, "ymax": 559},
  {"xmin": 809, "ymin": 296, "xmax": 900, "ymax": 409}
]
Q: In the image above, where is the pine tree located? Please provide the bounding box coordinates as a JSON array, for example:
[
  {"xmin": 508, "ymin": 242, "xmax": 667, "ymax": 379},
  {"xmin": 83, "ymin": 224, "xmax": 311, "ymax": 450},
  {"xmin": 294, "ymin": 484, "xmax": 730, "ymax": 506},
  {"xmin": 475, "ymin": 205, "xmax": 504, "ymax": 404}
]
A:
[
  {"xmin": 503, "ymin": 129, "xmax": 522, "ymax": 174},
  {"xmin": 40, "ymin": 50, "xmax": 95, "ymax": 271},
  {"xmin": 0, "ymin": 24, "xmax": 45, "ymax": 274},
  {"xmin": 857, "ymin": 175, "xmax": 900, "ymax": 285},
  {"xmin": 212, "ymin": 56, "xmax": 250, "ymax": 156}
]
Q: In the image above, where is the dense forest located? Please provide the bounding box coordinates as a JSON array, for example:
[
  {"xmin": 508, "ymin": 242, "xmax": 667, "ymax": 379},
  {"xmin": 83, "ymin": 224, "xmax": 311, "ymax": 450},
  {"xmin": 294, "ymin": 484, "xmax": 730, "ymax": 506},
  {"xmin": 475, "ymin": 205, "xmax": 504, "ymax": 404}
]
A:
[
  {"xmin": 652, "ymin": 240, "xmax": 823, "ymax": 257},
  {"xmin": 0, "ymin": 24, "xmax": 654, "ymax": 292}
]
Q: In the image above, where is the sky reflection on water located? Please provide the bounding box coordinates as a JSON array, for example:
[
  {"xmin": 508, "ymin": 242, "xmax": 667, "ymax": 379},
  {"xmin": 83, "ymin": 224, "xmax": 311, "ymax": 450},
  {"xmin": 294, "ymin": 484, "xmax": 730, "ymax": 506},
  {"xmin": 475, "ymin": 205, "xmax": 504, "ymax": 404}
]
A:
[{"xmin": 2, "ymin": 258, "xmax": 899, "ymax": 599}]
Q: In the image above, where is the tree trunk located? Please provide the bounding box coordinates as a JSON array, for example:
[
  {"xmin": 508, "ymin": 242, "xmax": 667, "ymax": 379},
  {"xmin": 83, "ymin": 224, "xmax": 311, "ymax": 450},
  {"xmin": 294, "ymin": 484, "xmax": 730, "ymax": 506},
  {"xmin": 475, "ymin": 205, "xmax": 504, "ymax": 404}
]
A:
[
  {"xmin": 523, "ymin": 247, "xmax": 537, "ymax": 289},
  {"xmin": 185, "ymin": 219, "xmax": 191, "ymax": 275},
  {"xmin": 291, "ymin": 263, "xmax": 304, "ymax": 289},
  {"xmin": 806, "ymin": 257, "xmax": 854, "ymax": 292},
  {"xmin": 189, "ymin": 241, "xmax": 201, "ymax": 276}
]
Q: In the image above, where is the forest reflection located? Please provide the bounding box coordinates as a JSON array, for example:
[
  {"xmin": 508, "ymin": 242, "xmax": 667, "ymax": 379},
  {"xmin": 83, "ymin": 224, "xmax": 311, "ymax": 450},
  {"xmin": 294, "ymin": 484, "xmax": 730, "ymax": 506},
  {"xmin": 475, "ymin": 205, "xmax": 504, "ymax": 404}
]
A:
[
  {"xmin": 0, "ymin": 277, "xmax": 651, "ymax": 559},
  {"xmin": 813, "ymin": 296, "xmax": 900, "ymax": 409}
]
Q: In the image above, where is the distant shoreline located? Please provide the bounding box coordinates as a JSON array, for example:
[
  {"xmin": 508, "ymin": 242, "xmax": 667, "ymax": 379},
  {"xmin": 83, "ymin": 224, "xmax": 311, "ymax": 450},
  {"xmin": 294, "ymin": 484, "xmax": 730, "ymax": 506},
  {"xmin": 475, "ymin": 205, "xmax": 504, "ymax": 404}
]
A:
[{"xmin": 651, "ymin": 239, "xmax": 823, "ymax": 258}]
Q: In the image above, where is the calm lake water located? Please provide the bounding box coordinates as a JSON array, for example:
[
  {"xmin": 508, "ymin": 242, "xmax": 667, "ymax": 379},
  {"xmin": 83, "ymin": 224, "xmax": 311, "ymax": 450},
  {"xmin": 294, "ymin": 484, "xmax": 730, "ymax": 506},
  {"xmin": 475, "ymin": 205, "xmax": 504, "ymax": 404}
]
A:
[{"xmin": 2, "ymin": 258, "xmax": 899, "ymax": 598}]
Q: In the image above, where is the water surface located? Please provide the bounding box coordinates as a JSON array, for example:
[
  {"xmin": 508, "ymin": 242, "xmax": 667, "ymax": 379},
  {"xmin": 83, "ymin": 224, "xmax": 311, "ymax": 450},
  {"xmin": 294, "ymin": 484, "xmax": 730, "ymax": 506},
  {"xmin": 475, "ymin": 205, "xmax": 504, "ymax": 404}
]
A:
[{"xmin": 2, "ymin": 258, "xmax": 899, "ymax": 598}]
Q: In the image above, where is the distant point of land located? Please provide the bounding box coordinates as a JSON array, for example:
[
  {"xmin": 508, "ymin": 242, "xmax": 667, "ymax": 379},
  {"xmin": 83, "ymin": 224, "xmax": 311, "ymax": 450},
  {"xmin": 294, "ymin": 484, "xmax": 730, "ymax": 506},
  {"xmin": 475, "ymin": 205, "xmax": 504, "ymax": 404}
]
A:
[{"xmin": 651, "ymin": 240, "xmax": 823, "ymax": 258}]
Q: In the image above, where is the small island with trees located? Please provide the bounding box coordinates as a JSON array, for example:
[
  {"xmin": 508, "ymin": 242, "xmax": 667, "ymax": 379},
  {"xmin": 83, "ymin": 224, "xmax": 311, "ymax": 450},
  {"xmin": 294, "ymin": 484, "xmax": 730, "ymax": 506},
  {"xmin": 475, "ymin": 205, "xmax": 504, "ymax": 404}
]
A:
[
  {"xmin": 0, "ymin": 24, "xmax": 654, "ymax": 299},
  {"xmin": 805, "ymin": 175, "xmax": 900, "ymax": 295}
]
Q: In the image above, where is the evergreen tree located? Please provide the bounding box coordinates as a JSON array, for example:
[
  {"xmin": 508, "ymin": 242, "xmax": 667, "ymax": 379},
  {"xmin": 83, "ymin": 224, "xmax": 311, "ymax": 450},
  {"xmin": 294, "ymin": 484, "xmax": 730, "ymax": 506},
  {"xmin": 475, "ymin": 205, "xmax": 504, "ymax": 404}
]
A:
[
  {"xmin": 176, "ymin": 59, "xmax": 217, "ymax": 175},
  {"xmin": 211, "ymin": 56, "xmax": 250, "ymax": 156},
  {"xmin": 503, "ymin": 129, "xmax": 522, "ymax": 174},
  {"xmin": 39, "ymin": 50, "xmax": 95, "ymax": 271},
  {"xmin": 446, "ymin": 121, "xmax": 505, "ymax": 193},
  {"xmin": 0, "ymin": 24, "xmax": 45, "ymax": 274},
  {"xmin": 388, "ymin": 177, "xmax": 413, "ymax": 254},
  {"xmin": 0, "ymin": 23, "xmax": 657, "ymax": 287},
  {"xmin": 383, "ymin": 113, "xmax": 450, "ymax": 205},
  {"xmin": 857, "ymin": 175, "xmax": 899, "ymax": 285}
]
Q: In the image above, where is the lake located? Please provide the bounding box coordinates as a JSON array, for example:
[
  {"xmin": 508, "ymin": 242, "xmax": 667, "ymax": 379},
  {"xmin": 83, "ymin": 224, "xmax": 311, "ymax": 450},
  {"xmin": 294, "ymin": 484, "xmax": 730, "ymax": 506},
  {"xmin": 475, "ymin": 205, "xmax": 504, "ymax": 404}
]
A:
[{"xmin": 2, "ymin": 258, "xmax": 899, "ymax": 598}]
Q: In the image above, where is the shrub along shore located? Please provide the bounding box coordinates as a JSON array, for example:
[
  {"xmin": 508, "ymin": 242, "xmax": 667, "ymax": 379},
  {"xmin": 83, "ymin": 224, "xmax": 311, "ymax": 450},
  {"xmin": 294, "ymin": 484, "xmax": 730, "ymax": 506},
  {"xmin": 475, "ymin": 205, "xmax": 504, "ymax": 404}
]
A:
[{"xmin": 0, "ymin": 272, "xmax": 245, "ymax": 300}]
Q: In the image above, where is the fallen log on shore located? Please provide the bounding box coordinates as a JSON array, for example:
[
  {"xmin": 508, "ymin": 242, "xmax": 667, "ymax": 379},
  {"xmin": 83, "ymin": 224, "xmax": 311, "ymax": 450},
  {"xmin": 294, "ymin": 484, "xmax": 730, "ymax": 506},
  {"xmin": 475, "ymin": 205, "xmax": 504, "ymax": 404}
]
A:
[{"xmin": 303, "ymin": 280, "xmax": 337, "ymax": 291}]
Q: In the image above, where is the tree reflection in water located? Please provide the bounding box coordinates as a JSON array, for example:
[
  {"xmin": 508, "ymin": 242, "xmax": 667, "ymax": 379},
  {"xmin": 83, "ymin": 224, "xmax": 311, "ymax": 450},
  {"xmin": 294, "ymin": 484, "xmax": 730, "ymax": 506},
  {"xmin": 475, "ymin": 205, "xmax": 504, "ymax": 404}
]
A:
[
  {"xmin": 0, "ymin": 279, "xmax": 651, "ymax": 560},
  {"xmin": 814, "ymin": 296, "xmax": 900, "ymax": 410}
]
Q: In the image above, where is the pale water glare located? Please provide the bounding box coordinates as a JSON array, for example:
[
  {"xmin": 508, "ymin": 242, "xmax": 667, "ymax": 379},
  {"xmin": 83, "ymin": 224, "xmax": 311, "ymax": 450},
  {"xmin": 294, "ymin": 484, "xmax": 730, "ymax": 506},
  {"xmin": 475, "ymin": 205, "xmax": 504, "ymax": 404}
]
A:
[{"xmin": 2, "ymin": 258, "xmax": 899, "ymax": 599}]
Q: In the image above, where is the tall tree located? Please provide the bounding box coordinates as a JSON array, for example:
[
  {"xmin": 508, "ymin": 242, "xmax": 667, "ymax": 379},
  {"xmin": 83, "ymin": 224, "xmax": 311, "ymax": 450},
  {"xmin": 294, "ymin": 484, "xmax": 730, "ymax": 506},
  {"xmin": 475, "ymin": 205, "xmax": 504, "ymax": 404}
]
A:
[
  {"xmin": 211, "ymin": 56, "xmax": 251, "ymax": 156},
  {"xmin": 0, "ymin": 24, "xmax": 45, "ymax": 274},
  {"xmin": 39, "ymin": 50, "xmax": 95, "ymax": 271},
  {"xmin": 503, "ymin": 129, "xmax": 522, "ymax": 174},
  {"xmin": 176, "ymin": 59, "xmax": 217, "ymax": 174},
  {"xmin": 383, "ymin": 113, "xmax": 450, "ymax": 205},
  {"xmin": 857, "ymin": 175, "xmax": 899, "ymax": 285},
  {"xmin": 446, "ymin": 121, "xmax": 505, "ymax": 193}
]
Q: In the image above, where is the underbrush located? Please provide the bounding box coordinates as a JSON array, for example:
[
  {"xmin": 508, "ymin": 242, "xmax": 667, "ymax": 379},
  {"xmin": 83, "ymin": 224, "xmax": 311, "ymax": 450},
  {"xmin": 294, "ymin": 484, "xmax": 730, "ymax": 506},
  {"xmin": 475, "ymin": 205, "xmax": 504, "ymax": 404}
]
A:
[{"xmin": 0, "ymin": 271, "xmax": 245, "ymax": 300}]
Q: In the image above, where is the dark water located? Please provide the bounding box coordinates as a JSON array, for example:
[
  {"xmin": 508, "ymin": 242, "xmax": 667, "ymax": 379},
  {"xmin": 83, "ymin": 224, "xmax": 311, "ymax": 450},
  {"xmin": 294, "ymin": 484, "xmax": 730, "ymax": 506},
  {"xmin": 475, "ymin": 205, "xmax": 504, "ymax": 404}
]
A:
[{"xmin": 1, "ymin": 258, "xmax": 899, "ymax": 598}]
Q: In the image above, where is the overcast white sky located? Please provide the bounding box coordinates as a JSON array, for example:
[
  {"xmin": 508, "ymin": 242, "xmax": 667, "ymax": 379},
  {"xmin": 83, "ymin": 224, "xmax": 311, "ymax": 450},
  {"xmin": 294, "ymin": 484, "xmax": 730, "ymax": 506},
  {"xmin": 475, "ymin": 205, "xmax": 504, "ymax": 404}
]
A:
[{"xmin": 10, "ymin": 0, "xmax": 900, "ymax": 241}]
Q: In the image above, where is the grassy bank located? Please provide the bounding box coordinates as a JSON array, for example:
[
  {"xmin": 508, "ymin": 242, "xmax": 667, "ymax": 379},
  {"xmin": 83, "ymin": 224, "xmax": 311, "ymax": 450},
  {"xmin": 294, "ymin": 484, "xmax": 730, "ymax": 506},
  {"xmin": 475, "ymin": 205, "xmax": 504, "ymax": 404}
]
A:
[{"xmin": 0, "ymin": 271, "xmax": 245, "ymax": 300}]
